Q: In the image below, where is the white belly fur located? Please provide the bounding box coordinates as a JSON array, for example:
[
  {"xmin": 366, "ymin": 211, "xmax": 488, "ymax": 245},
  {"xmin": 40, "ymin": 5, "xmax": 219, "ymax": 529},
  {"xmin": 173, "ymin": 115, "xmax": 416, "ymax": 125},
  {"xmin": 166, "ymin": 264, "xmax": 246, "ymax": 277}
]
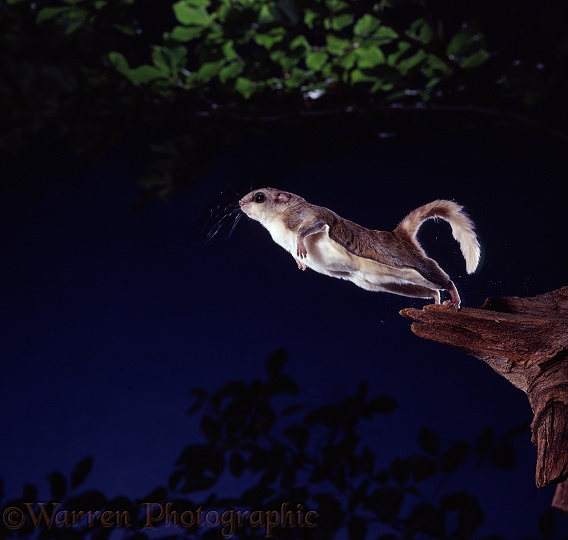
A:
[{"xmin": 264, "ymin": 221, "xmax": 440, "ymax": 293}]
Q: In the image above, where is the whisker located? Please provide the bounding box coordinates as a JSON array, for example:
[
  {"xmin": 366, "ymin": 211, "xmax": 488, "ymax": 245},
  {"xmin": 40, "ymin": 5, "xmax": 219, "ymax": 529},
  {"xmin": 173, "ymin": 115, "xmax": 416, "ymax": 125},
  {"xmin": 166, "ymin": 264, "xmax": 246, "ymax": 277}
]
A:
[
  {"xmin": 204, "ymin": 204, "xmax": 242, "ymax": 244},
  {"xmin": 226, "ymin": 211, "xmax": 243, "ymax": 238}
]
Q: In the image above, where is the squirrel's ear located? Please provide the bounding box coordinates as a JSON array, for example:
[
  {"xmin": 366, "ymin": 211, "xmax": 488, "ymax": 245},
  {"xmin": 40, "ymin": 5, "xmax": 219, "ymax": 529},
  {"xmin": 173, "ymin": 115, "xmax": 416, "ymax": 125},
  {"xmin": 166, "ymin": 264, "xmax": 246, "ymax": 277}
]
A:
[{"xmin": 276, "ymin": 192, "xmax": 291, "ymax": 203}]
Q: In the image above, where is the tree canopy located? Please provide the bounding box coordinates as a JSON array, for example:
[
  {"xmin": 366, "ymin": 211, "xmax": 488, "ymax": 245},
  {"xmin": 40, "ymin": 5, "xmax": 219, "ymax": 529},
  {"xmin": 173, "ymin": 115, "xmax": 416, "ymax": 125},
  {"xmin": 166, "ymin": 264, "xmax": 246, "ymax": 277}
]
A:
[{"xmin": 1, "ymin": 0, "xmax": 567, "ymax": 197}]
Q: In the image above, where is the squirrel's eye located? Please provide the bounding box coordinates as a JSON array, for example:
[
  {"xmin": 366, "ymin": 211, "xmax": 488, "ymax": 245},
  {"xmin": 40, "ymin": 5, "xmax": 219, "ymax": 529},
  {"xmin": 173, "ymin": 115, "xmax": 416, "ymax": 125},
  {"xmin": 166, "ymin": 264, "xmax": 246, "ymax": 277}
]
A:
[{"xmin": 253, "ymin": 193, "xmax": 266, "ymax": 203}]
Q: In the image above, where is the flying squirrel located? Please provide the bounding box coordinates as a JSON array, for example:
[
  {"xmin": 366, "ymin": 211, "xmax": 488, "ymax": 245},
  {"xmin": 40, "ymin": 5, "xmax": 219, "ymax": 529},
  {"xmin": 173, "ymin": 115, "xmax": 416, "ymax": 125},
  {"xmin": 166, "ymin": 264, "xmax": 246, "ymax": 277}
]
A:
[{"xmin": 239, "ymin": 188, "xmax": 481, "ymax": 309}]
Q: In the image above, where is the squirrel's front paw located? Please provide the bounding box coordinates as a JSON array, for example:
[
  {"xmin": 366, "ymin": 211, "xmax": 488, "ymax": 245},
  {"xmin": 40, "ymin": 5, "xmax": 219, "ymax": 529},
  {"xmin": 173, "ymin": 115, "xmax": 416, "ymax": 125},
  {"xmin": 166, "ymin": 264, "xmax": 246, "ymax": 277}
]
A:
[{"xmin": 296, "ymin": 259, "xmax": 307, "ymax": 271}]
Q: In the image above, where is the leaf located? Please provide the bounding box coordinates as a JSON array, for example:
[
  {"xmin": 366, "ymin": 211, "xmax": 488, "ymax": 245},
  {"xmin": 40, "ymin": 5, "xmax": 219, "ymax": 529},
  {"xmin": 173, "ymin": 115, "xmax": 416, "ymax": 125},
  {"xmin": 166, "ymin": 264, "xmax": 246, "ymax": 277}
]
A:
[
  {"xmin": 47, "ymin": 472, "xmax": 67, "ymax": 500},
  {"xmin": 194, "ymin": 60, "xmax": 224, "ymax": 82},
  {"xmin": 363, "ymin": 487, "xmax": 403, "ymax": 521},
  {"xmin": 108, "ymin": 51, "xmax": 130, "ymax": 73},
  {"xmin": 229, "ymin": 452, "xmax": 246, "ymax": 478},
  {"xmin": 489, "ymin": 443, "xmax": 516, "ymax": 470},
  {"xmin": 441, "ymin": 491, "xmax": 484, "ymax": 538},
  {"xmin": 475, "ymin": 426, "xmax": 494, "ymax": 465},
  {"xmin": 306, "ymin": 50, "xmax": 329, "ymax": 71},
  {"xmin": 266, "ymin": 349, "xmax": 288, "ymax": 378},
  {"xmin": 65, "ymin": 490, "xmax": 108, "ymax": 511},
  {"xmin": 128, "ymin": 65, "xmax": 168, "ymax": 84},
  {"xmin": 457, "ymin": 495, "xmax": 484, "ymax": 538},
  {"xmin": 36, "ymin": 7, "xmax": 71, "ymax": 24},
  {"xmin": 219, "ymin": 62, "xmax": 243, "ymax": 84},
  {"xmin": 70, "ymin": 456, "xmax": 93, "ymax": 489},
  {"xmin": 501, "ymin": 421, "xmax": 530, "ymax": 440},
  {"xmin": 201, "ymin": 415, "xmax": 222, "ymax": 444},
  {"xmin": 362, "ymin": 395, "xmax": 397, "ymax": 417},
  {"xmin": 356, "ymin": 46, "xmax": 385, "ymax": 69},
  {"xmin": 440, "ymin": 440, "xmax": 470, "ymax": 473},
  {"xmin": 397, "ymin": 50, "xmax": 427, "ymax": 74},
  {"xmin": 173, "ymin": 1, "xmax": 211, "ymax": 26},
  {"xmin": 255, "ymin": 27, "xmax": 286, "ymax": 49},
  {"xmin": 354, "ymin": 14, "xmax": 379, "ymax": 36},
  {"xmin": 22, "ymin": 483, "xmax": 38, "ymax": 501},
  {"xmin": 283, "ymin": 424, "xmax": 309, "ymax": 450},
  {"xmin": 326, "ymin": 35, "xmax": 352, "ymax": 55},
  {"xmin": 305, "ymin": 404, "xmax": 339, "ymax": 427},
  {"xmin": 538, "ymin": 508, "xmax": 556, "ymax": 540},
  {"xmin": 461, "ymin": 49, "xmax": 489, "ymax": 68},
  {"xmin": 406, "ymin": 454, "xmax": 437, "ymax": 482},
  {"xmin": 347, "ymin": 514, "xmax": 367, "ymax": 540},
  {"xmin": 418, "ymin": 427, "xmax": 440, "ymax": 456},
  {"xmin": 235, "ymin": 76, "xmax": 255, "ymax": 98},
  {"xmin": 169, "ymin": 25, "xmax": 204, "ymax": 41},
  {"xmin": 406, "ymin": 502, "xmax": 444, "ymax": 537},
  {"xmin": 313, "ymin": 494, "xmax": 344, "ymax": 531},
  {"xmin": 280, "ymin": 468, "xmax": 296, "ymax": 490},
  {"xmin": 331, "ymin": 13, "xmax": 354, "ymax": 31},
  {"xmin": 389, "ymin": 458, "xmax": 409, "ymax": 485}
]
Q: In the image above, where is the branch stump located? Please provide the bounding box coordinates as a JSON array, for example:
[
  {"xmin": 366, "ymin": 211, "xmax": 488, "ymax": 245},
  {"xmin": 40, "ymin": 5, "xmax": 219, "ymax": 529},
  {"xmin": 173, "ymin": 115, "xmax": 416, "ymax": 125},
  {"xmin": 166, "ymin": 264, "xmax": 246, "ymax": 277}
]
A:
[{"xmin": 400, "ymin": 286, "xmax": 568, "ymax": 512}]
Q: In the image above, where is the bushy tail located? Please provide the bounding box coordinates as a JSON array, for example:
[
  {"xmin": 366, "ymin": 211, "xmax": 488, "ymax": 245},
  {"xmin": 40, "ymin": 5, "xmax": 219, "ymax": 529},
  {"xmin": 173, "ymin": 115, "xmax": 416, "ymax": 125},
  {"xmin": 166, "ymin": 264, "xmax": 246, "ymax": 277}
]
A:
[{"xmin": 394, "ymin": 200, "xmax": 480, "ymax": 274}]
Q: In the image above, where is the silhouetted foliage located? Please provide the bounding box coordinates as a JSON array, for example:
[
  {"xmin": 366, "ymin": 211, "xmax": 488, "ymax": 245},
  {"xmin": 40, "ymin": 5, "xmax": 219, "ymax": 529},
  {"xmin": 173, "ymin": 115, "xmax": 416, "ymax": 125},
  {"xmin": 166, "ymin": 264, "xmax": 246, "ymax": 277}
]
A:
[{"xmin": 1, "ymin": 350, "xmax": 561, "ymax": 539}]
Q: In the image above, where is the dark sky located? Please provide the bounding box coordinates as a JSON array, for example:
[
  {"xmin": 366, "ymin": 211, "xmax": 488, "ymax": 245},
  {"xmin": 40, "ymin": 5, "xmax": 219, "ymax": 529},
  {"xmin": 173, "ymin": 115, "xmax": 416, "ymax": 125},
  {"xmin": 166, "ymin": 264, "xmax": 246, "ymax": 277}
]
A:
[{"xmin": 1, "ymin": 124, "xmax": 567, "ymax": 538}]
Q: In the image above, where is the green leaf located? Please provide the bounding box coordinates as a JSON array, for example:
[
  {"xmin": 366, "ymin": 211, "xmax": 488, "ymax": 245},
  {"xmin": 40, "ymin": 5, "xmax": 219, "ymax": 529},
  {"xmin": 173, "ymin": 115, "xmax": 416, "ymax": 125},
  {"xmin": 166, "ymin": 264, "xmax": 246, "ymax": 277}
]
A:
[
  {"xmin": 326, "ymin": 35, "xmax": 352, "ymax": 55},
  {"xmin": 306, "ymin": 50, "xmax": 329, "ymax": 71},
  {"xmin": 108, "ymin": 51, "xmax": 130, "ymax": 73},
  {"xmin": 409, "ymin": 18, "xmax": 433, "ymax": 43},
  {"xmin": 289, "ymin": 35, "xmax": 310, "ymax": 51},
  {"xmin": 397, "ymin": 50, "xmax": 427, "ymax": 74},
  {"xmin": 284, "ymin": 68, "xmax": 307, "ymax": 89},
  {"xmin": 128, "ymin": 65, "xmax": 168, "ymax": 84},
  {"xmin": 304, "ymin": 9, "xmax": 319, "ymax": 29},
  {"xmin": 354, "ymin": 14, "xmax": 379, "ymax": 36},
  {"xmin": 36, "ymin": 7, "xmax": 71, "ymax": 24},
  {"xmin": 356, "ymin": 46, "xmax": 385, "ymax": 69},
  {"xmin": 235, "ymin": 76, "xmax": 255, "ymax": 98},
  {"xmin": 460, "ymin": 49, "xmax": 489, "ymax": 68},
  {"xmin": 173, "ymin": 1, "xmax": 211, "ymax": 26},
  {"xmin": 113, "ymin": 23, "xmax": 137, "ymax": 36},
  {"xmin": 339, "ymin": 50, "xmax": 357, "ymax": 71},
  {"xmin": 219, "ymin": 62, "xmax": 243, "ymax": 84},
  {"xmin": 255, "ymin": 27, "xmax": 286, "ymax": 49},
  {"xmin": 331, "ymin": 13, "xmax": 354, "ymax": 31},
  {"xmin": 169, "ymin": 25, "xmax": 204, "ymax": 41},
  {"xmin": 70, "ymin": 456, "xmax": 93, "ymax": 489},
  {"xmin": 194, "ymin": 60, "xmax": 223, "ymax": 82}
]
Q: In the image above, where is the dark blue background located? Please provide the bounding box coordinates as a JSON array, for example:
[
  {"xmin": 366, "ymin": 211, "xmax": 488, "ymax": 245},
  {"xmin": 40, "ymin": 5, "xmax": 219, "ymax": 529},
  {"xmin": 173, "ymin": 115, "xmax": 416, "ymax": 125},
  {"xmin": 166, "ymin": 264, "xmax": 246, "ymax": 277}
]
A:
[{"xmin": 1, "ymin": 126, "xmax": 567, "ymax": 537}]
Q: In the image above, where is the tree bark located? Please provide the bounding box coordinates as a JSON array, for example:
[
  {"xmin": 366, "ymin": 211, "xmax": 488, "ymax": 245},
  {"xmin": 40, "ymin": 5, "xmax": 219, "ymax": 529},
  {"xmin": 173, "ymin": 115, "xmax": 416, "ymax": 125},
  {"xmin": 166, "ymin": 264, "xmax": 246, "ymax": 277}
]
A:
[{"xmin": 400, "ymin": 286, "xmax": 568, "ymax": 513}]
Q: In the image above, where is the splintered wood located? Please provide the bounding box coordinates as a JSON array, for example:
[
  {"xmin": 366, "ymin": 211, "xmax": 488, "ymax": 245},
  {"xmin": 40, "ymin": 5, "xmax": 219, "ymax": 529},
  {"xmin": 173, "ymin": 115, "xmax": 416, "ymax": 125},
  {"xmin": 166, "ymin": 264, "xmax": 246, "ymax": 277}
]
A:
[{"xmin": 401, "ymin": 287, "xmax": 568, "ymax": 513}]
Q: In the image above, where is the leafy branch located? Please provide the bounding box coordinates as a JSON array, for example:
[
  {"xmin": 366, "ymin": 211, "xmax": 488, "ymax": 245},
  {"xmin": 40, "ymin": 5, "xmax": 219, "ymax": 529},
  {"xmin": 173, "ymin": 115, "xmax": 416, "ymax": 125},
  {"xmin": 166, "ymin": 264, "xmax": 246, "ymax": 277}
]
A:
[{"xmin": 1, "ymin": 350, "xmax": 549, "ymax": 539}]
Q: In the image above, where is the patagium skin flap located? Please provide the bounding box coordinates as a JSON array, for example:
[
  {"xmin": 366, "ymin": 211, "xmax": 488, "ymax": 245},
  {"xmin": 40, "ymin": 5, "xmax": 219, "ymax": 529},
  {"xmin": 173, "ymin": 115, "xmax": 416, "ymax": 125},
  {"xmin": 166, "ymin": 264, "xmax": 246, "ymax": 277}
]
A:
[{"xmin": 239, "ymin": 188, "xmax": 480, "ymax": 310}]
